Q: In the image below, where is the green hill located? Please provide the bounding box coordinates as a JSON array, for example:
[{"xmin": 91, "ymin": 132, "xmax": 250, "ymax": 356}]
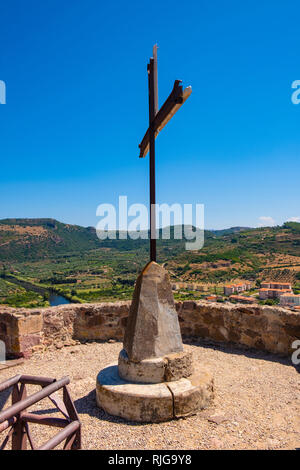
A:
[
  {"xmin": 0, "ymin": 218, "xmax": 100, "ymax": 261},
  {"xmin": 0, "ymin": 218, "xmax": 299, "ymax": 307}
]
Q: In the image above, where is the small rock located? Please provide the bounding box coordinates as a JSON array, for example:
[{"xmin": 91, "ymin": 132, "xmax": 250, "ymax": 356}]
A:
[
  {"xmin": 207, "ymin": 414, "xmax": 229, "ymax": 425},
  {"xmin": 210, "ymin": 438, "xmax": 224, "ymax": 448},
  {"xmin": 267, "ymin": 438, "xmax": 281, "ymax": 449},
  {"xmin": 70, "ymin": 349, "xmax": 79, "ymax": 354},
  {"xmin": 73, "ymin": 373, "xmax": 84, "ymax": 381}
]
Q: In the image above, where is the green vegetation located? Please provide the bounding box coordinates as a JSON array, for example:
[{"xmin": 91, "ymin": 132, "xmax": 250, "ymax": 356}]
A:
[
  {"xmin": 0, "ymin": 278, "xmax": 48, "ymax": 308},
  {"xmin": 0, "ymin": 218, "xmax": 299, "ymax": 307},
  {"xmin": 284, "ymin": 222, "xmax": 300, "ymax": 233},
  {"xmin": 259, "ymin": 298, "xmax": 280, "ymax": 306}
]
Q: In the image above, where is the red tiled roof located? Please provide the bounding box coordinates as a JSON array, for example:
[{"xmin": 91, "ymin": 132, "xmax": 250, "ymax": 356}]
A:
[{"xmin": 230, "ymin": 295, "xmax": 254, "ymax": 301}]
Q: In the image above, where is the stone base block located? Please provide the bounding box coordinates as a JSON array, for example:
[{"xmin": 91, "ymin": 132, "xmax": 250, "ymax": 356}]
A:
[
  {"xmin": 96, "ymin": 363, "xmax": 214, "ymax": 423},
  {"xmin": 164, "ymin": 350, "xmax": 194, "ymax": 382},
  {"xmin": 118, "ymin": 348, "xmax": 193, "ymax": 384},
  {"xmin": 118, "ymin": 349, "xmax": 165, "ymax": 383}
]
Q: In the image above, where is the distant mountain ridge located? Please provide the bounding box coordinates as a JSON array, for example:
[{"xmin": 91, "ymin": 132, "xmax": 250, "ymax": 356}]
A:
[
  {"xmin": 0, "ymin": 218, "xmax": 299, "ymax": 263},
  {"xmin": 210, "ymin": 227, "xmax": 251, "ymax": 237}
]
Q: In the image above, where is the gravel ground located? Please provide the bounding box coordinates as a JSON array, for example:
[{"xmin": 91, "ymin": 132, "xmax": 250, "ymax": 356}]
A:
[{"xmin": 0, "ymin": 339, "xmax": 300, "ymax": 450}]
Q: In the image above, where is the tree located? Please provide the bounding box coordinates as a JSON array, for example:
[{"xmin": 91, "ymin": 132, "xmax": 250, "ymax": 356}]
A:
[
  {"xmin": 43, "ymin": 291, "xmax": 50, "ymax": 301},
  {"xmin": 1, "ymin": 265, "xmax": 7, "ymax": 278}
]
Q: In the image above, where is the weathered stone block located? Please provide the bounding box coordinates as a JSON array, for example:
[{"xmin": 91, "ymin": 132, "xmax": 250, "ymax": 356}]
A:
[
  {"xmin": 17, "ymin": 314, "xmax": 43, "ymax": 335},
  {"xmin": 118, "ymin": 348, "xmax": 194, "ymax": 384},
  {"xmin": 164, "ymin": 350, "xmax": 193, "ymax": 382},
  {"xmin": 124, "ymin": 262, "xmax": 183, "ymax": 362},
  {"xmin": 118, "ymin": 349, "xmax": 166, "ymax": 384}
]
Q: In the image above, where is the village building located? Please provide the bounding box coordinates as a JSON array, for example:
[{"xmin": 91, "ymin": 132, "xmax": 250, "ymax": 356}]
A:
[
  {"xmin": 171, "ymin": 282, "xmax": 208, "ymax": 292},
  {"xmin": 224, "ymin": 282, "xmax": 252, "ymax": 296},
  {"xmin": 279, "ymin": 293, "xmax": 300, "ymax": 307},
  {"xmin": 259, "ymin": 288, "xmax": 292, "ymax": 300},
  {"xmin": 261, "ymin": 282, "xmax": 292, "ymax": 290}
]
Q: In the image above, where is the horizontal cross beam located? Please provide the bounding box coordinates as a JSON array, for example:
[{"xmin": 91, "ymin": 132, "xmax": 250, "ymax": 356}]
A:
[{"xmin": 139, "ymin": 80, "xmax": 192, "ymax": 158}]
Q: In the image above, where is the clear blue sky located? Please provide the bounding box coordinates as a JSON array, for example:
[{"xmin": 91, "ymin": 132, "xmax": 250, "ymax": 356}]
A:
[{"xmin": 0, "ymin": 0, "xmax": 299, "ymax": 230}]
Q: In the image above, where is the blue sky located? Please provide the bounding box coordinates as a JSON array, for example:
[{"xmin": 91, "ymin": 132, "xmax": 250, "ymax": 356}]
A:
[{"xmin": 0, "ymin": 0, "xmax": 299, "ymax": 230}]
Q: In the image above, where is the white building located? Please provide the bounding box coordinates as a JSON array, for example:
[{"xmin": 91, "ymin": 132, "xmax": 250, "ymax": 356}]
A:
[
  {"xmin": 224, "ymin": 282, "xmax": 251, "ymax": 296},
  {"xmin": 279, "ymin": 294, "xmax": 300, "ymax": 307}
]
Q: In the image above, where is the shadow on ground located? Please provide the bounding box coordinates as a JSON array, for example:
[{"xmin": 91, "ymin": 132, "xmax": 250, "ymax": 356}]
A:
[
  {"xmin": 183, "ymin": 336, "xmax": 300, "ymax": 374},
  {"xmin": 0, "ymin": 338, "xmax": 299, "ymax": 427},
  {"xmin": 74, "ymin": 389, "xmax": 146, "ymax": 426}
]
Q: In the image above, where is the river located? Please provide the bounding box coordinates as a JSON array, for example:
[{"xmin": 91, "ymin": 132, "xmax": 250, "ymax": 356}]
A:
[
  {"xmin": 4, "ymin": 275, "xmax": 71, "ymax": 307},
  {"xmin": 49, "ymin": 292, "xmax": 71, "ymax": 306}
]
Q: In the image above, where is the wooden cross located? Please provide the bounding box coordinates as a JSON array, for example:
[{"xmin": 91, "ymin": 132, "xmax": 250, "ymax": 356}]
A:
[{"xmin": 139, "ymin": 45, "xmax": 192, "ymax": 262}]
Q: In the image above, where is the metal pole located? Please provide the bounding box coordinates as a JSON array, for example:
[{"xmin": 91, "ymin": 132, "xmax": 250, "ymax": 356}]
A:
[
  {"xmin": 37, "ymin": 421, "xmax": 80, "ymax": 450},
  {"xmin": 0, "ymin": 376, "xmax": 70, "ymax": 424},
  {"xmin": 11, "ymin": 383, "xmax": 27, "ymax": 450},
  {"xmin": 148, "ymin": 45, "xmax": 158, "ymax": 262}
]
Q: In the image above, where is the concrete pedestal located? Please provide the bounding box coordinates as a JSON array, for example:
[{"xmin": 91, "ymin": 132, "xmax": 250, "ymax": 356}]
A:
[
  {"xmin": 118, "ymin": 348, "xmax": 194, "ymax": 384},
  {"xmin": 96, "ymin": 363, "xmax": 214, "ymax": 423},
  {"xmin": 96, "ymin": 262, "xmax": 214, "ymax": 422}
]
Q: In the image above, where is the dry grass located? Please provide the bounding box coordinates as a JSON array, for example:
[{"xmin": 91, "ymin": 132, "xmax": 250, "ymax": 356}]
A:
[{"xmin": 0, "ymin": 225, "xmax": 48, "ymax": 236}]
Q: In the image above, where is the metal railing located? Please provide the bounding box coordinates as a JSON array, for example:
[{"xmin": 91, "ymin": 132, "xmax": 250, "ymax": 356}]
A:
[{"xmin": 0, "ymin": 375, "xmax": 81, "ymax": 450}]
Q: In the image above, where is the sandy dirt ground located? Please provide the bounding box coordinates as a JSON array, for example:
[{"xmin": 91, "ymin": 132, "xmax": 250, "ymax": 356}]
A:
[{"xmin": 0, "ymin": 339, "xmax": 299, "ymax": 450}]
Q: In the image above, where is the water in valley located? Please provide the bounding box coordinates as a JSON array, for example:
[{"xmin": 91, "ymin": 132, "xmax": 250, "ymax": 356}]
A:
[{"xmin": 49, "ymin": 293, "xmax": 71, "ymax": 306}]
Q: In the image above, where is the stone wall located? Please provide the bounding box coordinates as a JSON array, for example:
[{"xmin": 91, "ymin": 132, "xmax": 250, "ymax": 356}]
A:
[
  {"xmin": 0, "ymin": 309, "xmax": 43, "ymax": 358},
  {"xmin": 1, "ymin": 300, "xmax": 299, "ymax": 358}
]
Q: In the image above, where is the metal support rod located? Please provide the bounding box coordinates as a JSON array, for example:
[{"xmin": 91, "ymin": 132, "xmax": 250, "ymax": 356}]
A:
[
  {"xmin": 37, "ymin": 420, "xmax": 80, "ymax": 450},
  {"xmin": 0, "ymin": 375, "xmax": 80, "ymax": 451},
  {"xmin": 21, "ymin": 413, "xmax": 70, "ymax": 428},
  {"xmin": 19, "ymin": 375, "xmax": 57, "ymax": 386},
  {"xmin": 12, "ymin": 383, "xmax": 27, "ymax": 450},
  {"xmin": 0, "ymin": 375, "xmax": 21, "ymax": 392},
  {"xmin": 0, "ymin": 416, "xmax": 17, "ymax": 433},
  {"xmin": 0, "ymin": 376, "xmax": 70, "ymax": 423}
]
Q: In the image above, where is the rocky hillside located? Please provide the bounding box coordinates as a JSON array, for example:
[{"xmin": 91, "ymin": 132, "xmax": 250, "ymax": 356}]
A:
[{"xmin": 0, "ymin": 218, "xmax": 100, "ymax": 261}]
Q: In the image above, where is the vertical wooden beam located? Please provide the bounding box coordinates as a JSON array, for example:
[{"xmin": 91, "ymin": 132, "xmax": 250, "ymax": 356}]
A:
[
  {"xmin": 148, "ymin": 45, "xmax": 158, "ymax": 262},
  {"xmin": 153, "ymin": 45, "xmax": 158, "ymax": 113}
]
